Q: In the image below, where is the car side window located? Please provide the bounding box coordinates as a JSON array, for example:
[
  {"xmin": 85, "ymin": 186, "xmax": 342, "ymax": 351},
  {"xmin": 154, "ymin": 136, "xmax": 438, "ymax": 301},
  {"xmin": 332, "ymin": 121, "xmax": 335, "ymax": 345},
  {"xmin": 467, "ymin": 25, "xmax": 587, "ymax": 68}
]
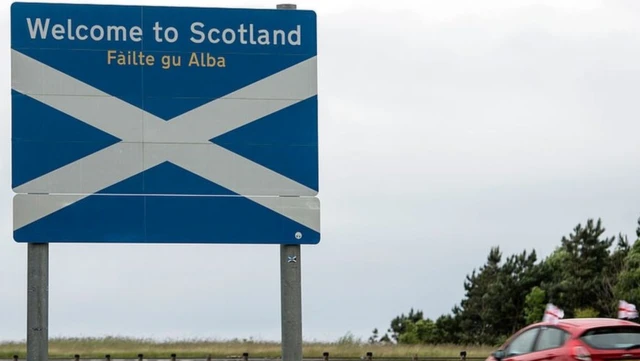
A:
[
  {"xmin": 506, "ymin": 328, "xmax": 540, "ymax": 356},
  {"xmin": 534, "ymin": 327, "xmax": 569, "ymax": 351}
]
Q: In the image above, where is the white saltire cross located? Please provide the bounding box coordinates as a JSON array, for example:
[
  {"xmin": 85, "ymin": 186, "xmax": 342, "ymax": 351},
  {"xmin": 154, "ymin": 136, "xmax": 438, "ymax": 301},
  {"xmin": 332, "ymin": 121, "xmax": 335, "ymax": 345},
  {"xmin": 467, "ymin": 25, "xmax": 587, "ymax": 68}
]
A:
[{"xmin": 11, "ymin": 50, "xmax": 319, "ymax": 233}]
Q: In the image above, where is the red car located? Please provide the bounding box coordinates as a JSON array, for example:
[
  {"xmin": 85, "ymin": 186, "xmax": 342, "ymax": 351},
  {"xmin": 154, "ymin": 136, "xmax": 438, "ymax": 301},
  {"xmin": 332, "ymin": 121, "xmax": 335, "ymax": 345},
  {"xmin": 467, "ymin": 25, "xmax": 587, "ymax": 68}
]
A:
[{"xmin": 488, "ymin": 318, "xmax": 640, "ymax": 361}]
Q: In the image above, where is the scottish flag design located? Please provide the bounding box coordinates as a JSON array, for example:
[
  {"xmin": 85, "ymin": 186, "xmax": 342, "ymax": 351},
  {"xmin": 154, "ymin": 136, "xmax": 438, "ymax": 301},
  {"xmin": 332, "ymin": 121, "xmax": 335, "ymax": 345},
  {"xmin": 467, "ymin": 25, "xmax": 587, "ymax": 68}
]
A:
[{"xmin": 10, "ymin": 2, "xmax": 320, "ymax": 244}]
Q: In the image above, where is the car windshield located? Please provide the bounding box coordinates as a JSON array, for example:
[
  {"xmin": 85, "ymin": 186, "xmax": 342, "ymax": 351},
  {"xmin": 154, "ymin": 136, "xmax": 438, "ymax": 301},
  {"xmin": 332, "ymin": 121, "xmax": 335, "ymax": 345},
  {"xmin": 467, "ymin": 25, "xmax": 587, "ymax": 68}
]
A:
[{"xmin": 580, "ymin": 326, "xmax": 640, "ymax": 349}]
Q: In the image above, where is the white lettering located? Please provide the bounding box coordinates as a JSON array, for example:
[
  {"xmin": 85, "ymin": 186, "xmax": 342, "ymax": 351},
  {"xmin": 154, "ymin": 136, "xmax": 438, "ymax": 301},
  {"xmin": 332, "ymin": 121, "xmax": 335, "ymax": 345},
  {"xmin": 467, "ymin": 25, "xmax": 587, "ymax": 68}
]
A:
[
  {"xmin": 66, "ymin": 19, "xmax": 75, "ymax": 40},
  {"xmin": 24, "ymin": 17, "xmax": 145, "ymax": 42},
  {"xmin": 273, "ymin": 30, "xmax": 285, "ymax": 45},
  {"xmin": 51, "ymin": 24, "xmax": 64, "ymax": 40},
  {"xmin": 238, "ymin": 24, "xmax": 248, "ymax": 44},
  {"xmin": 288, "ymin": 25, "xmax": 301, "ymax": 46},
  {"xmin": 249, "ymin": 24, "xmax": 257, "ymax": 45},
  {"xmin": 258, "ymin": 30, "xmax": 270, "ymax": 45},
  {"xmin": 90, "ymin": 25, "xmax": 104, "ymax": 41},
  {"xmin": 208, "ymin": 28, "xmax": 220, "ymax": 43},
  {"xmin": 23, "ymin": 18, "xmax": 303, "ymax": 46},
  {"xmin": 190, "ymin": 22, "xmax": 205, "ymax": 43},
  {"xmin": 26, "ymin": 18, "xmax": 49, "ymax": 39},
  {"xmin": 222, "ymin": 28, "xmax": 235, "ymax": 44},
  {"xmin": 76, "ymin": 25, "xmax": 88, "ymax": 40},
  {"xmin": 164, "ymin": 27, "xmax": 178, "ymax": 43},
  {"xmin": 187, "ymin": 22, "xmax": 303, "ymax": 46},
  {"xmin": 106, "ymin": 25, "xmax": 127, "ymax": 41},
  {"xmin": 153, "ymin": 22, "xmax": 163, "ymax": 42},
  {"xmin": 129, "ymin": 26, "xmax": 143, "ymax": 42}
]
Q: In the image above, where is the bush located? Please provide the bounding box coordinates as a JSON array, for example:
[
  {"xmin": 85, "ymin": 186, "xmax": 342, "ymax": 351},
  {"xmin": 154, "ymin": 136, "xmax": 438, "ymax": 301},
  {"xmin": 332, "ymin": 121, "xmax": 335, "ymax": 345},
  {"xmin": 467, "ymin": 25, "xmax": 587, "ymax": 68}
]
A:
[{"xmin": 574, "ymin": 307, "xmax": 599, "ymax": 318}]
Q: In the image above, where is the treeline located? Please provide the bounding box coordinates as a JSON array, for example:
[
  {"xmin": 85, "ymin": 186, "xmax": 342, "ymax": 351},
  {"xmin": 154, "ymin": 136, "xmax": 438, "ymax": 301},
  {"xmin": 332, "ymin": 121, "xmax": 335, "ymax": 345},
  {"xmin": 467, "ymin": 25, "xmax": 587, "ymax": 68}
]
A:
[{"xmin": 370, "ymin": 217, "xmax": 640, "ymax": 346}]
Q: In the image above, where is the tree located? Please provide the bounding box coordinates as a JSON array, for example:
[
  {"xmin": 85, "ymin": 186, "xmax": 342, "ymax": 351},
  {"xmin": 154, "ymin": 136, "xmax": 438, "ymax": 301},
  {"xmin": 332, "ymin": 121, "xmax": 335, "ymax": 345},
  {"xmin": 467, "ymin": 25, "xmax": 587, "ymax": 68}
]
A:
[
  {"xmin": 538, "ymin": 247, "xmax": 571, "ymax": 310},
  {"xmin": 614, "ymin": 237, "xmax": 640, "ymax": 308},
  {"xmin": 495, "ymin": 249, "xmax": 542, "ymax": 334},
  {"xmin": 379, "ymin": 333, "xmax": 392, "ymax": 343},
  {"xmin": 387, "ymin": 308, "xmax": 424, "ymax": 342},
  {"xmin": 375, "ymin": 215, "xmax": 640, "ymax": 346},
  {"xmin": 433, "ymin": 313, "xmax": 461, "ymax": 344},
  {"xmin": 454, "ymin": 246, "xmax": 544, "ymax": 344},
  {"xmin": 600, "ymin": 234, "xmax": 631, "ymax": 315},
  {"xmin": 397, "ymin": 321, "xmax": 420, "ymax": 344},
  {"xmin": 524, "ymin": 286, "xmax": 546, "ymax": 325},
  {"xmin": 395, "ymin": 318, "xmax": 443, "ymax": 345},
  {"xmin": 368, "ymin": 328, "xmax": 379, "ymax": 344},
  {"xmin": 414, "ymin": 319, "xmax": 437, "ymax": 343},
  {"xmin": 555, "ymin": 219, "xmax": 617, "ymax": 316},
  {"xmin": 574, "ymin": 307, "xmax": 599, "ymax": 318},
  {"xmin": 456, "ymin": 247, "xmax": 506, "ymax": 345}
]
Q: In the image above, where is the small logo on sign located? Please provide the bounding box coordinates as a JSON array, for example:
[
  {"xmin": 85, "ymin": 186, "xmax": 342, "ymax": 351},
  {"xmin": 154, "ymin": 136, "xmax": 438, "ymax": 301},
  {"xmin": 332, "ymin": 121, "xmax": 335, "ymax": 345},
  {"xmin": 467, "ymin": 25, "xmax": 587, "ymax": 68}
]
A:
[{"xmin": 295, "ymin": 232, "xmax": 302, "ymax": 239}]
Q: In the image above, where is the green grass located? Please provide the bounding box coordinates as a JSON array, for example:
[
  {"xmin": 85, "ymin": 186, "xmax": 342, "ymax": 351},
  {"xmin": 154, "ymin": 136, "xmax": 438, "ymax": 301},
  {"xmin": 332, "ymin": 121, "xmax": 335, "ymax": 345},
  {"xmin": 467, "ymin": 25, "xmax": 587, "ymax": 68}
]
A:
[{"xmin": 0, "ymin": 337, "xmax": 496, "ymax": 359}]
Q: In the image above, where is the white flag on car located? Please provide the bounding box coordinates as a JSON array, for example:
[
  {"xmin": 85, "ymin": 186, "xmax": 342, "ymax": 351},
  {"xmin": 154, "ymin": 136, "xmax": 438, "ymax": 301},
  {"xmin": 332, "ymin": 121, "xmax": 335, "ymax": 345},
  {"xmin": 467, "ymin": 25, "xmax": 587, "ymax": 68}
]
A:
[
  {"xmin": 618, "ymin": 300, "xmax": 639, "ymax": 319},
  {"xmin": 542, "ymin": 303, "xmax": 564, "ymax": 324}
]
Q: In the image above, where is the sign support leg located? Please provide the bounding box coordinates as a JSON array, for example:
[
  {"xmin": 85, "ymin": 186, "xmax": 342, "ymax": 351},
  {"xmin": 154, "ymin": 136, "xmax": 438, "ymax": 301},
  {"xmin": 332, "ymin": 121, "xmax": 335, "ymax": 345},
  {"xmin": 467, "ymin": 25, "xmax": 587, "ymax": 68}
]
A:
[
  {"xmin": 274, "ymin": 5, "xmax": 303, "ymax": 360},
  {"xmin": 280, "ymin": 244, "xmax": 302, "ymax": 361},
  {"xmin": 27, "ymin": 243, "xmax": 48, "ymax": 361}
]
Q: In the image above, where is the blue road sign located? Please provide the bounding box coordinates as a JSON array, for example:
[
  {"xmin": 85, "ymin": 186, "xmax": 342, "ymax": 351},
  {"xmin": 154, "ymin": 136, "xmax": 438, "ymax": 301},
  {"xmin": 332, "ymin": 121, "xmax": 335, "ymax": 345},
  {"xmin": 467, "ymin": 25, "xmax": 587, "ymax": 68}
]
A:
[{"xmin": 10, "ymin": 2, "xmax": 320, "ymax": 244}]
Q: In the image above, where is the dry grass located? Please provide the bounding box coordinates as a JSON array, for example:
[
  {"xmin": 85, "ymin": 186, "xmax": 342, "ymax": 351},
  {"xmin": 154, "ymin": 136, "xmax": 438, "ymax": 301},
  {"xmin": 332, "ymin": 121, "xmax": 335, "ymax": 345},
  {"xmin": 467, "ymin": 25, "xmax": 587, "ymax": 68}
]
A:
[{"xmin": 0, "ymin": 337, "xmax": 495, "ymax": 359}]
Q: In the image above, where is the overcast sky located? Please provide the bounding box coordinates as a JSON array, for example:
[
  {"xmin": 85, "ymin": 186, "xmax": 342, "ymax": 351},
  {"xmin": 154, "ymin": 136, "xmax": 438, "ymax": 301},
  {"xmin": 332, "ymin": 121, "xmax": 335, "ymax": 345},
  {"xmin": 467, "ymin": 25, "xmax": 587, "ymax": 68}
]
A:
[{"xmin": 2, "ymin": 0, "xmax": 640, "ymax": 343}]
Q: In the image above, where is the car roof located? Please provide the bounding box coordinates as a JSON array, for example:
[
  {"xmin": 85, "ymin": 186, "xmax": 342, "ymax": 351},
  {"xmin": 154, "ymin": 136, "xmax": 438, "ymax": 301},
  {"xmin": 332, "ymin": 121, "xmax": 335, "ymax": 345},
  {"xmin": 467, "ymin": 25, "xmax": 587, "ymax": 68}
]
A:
[
  {"xmin": 501, "ymin": 318, "xmax": 640, "ymax": 347},
  {"xmin": 533, "ymin": 318, "xmax": 640, "ymax": 330}
]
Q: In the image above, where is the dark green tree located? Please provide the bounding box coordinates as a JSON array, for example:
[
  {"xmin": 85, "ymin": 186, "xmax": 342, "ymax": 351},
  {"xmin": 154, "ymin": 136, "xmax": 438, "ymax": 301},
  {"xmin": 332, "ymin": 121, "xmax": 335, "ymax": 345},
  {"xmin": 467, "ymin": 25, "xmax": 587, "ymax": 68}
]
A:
[
  {"xmin": 600, "ymin": 234, "xmax": 631, "ymax": 315},
  {"xmin": 376, "ymin": 216, "xmax": 640, "ymax": 346},
  {"xmin": 396, "ymin": 318, "xmax": 438, "ymax": 345},
  {"xmin": 523, "ymin": 286, "xmax": 546, "ymax": 325},
  {"xmin": 368, "ymin": 328, "xmax": 379, "ymax": 344},
  {"xmin": 455, "ymin": 247, "xmax": 507, "ymax": 345},
  {"xmin": 614, "ymin": 219, "xmax": 640, "ymax": 310},
  {"xmin": 494, "ymin": 249, "xmax": 542, "ymax": 335},
  {"xmin": 549, "ymin": 219, "xmax": 616, "ymax": 317},
  {"xmin": 387, "ymin": 308, "xmax": 424, "ymax": 342},
  {"xmin": 433, "ymin": 313, "xmax": 462, "ymax": 344}
]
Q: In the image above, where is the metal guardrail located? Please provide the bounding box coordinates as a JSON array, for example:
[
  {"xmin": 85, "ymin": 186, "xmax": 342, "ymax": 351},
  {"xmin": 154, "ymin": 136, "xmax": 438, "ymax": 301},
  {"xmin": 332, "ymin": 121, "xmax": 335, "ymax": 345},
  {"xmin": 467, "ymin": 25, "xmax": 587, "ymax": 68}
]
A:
[
  {"xmin": 1, "ymin": 355, "xmax": 487, "ymax": 361},
  {"xmin": 0, "ymin": 359, "xmax": 488, "ymax": 361}
]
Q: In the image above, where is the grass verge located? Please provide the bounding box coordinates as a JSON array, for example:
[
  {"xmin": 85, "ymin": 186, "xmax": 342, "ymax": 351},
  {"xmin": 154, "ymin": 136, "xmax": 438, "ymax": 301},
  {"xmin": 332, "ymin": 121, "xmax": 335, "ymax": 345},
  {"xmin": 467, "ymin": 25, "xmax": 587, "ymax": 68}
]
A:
[{"xmin": 0, "ymin": 337, "xmax": 495, "ymax": 359}]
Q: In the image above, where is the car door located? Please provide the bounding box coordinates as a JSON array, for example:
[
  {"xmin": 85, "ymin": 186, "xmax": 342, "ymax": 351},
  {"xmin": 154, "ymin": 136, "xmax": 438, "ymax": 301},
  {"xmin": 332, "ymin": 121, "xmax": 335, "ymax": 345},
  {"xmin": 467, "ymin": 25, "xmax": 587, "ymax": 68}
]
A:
[
  {"xmin": 503, "ymin": 327, "xmax": 542, "ymax": 361},
  {"xmin": 523, "ymin": 326, "xmax": 571, "ymax": 361}
]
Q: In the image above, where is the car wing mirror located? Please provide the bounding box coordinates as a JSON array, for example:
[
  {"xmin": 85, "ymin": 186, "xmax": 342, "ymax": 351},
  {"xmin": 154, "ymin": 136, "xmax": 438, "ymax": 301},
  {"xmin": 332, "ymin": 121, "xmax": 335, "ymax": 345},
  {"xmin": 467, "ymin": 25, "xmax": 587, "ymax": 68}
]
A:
[{"xmin": 492, "ymin": 350, "xmax": 506, "ymax": 361}]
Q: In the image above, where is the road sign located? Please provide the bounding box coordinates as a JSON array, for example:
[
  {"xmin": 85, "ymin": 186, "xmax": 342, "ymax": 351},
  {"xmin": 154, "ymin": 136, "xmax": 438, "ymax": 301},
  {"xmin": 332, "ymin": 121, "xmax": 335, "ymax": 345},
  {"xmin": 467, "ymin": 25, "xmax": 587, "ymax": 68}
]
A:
[{"xmin": 10, "ymin": 2, "xmax": 320, "ymax": 244}]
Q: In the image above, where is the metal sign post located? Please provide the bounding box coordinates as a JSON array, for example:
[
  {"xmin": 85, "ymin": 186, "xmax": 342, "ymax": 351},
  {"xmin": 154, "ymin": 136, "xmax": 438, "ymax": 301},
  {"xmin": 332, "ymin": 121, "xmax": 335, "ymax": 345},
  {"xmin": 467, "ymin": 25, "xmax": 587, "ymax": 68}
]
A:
[
  {"xmin": 26, "ymin": 243, "xmax": 48, "ymax": 361},
  {"xmin": 280, "ymin": 243, "xmax": 302, "ymax": 361},
  {"xmin": 276, "ymin": 5, "xmax": 304, "ymax": 360}
]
